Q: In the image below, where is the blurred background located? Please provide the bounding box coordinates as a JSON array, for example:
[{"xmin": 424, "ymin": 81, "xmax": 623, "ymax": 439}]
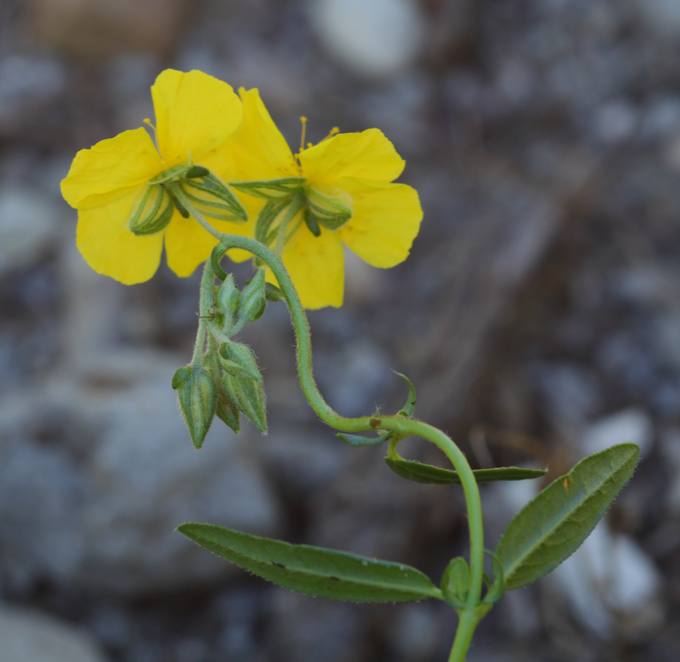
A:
[{"xmin": 1, "ymin": 0, "xmax": 680, "ymax": 660}]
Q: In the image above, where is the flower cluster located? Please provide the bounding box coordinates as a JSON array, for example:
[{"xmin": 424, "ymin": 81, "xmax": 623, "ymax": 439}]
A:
[{"xmin": 61, "ymin": 69, "xmax": 423, "ymax": 309}]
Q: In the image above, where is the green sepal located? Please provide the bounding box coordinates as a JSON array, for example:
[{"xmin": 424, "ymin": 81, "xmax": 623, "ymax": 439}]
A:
[
  {"xmin": 149, "ymin": 163, "xmax": 191, "ymax": 184},
  {"xmin": 384, "ymin": 457, "xmax": 548, "ymax": 486},
  {"xmin": 216, "ymin": 341, "xmax": 267, "ymax": 432},
  {"xmin": 179, "ymin": 173, "xmax": 246, "ymax": 222},
  {"xmin": 186, "ymin": 165, "xmax": 210, "ymax": 178},
  {"xmin": 496, "ymin": 443, "xmax": 640, "ymax": 591},
  {"xmin": 224, "ymin": 371, "xmax": 268, "ymax": 433},
  {"xmin": 440, "ymin": 557, "xmax": 470, "ymax": 609},
  {"xmin": 219, "ymin": 342, "xmax": 263, "ymax": 382},
  {"xmin": 254, "ymin": 198, "xmax": 289, "ymax": 245},
  {"xmin": 172, "ymin": 364, "xmax": 217, "ymax": 449},
  {"xmin": 265, "ymin": 283, "xmax": 285, "ymax": 302},
  {"xmin": 304, "ymin": 209, "xmax": 321, "ymax": 237},
  {"xmin": 216, "ymin": 274, "xmax": 240, "ymax": 334},
  {"xmin": 216, "ymin": 393, "xmax": 240, "ymax": 434},
  {"xmin": 128, "ymin": 185, "xmax": 174, "ymax": 235},
  {"xmin": 304, "ymin": 187, "xmax": 352, "ymax": 231},
  {"xmin": 178, "ymin": 523, "xmax": 444, "ymax": 603},
  {"xmin": 210, "ymin": 242, "xmax": 229, "ymax": 281},
  {"xmin": 237, "ymin": 268, "xmax": 267, "ymax": 327},
  {"xmin": 231, "ymin": 177, "xmax": 306, "ymax": 200},
  {"xmin": 165, "ymin": 184, "xmax": 190, "ymax": 218}
]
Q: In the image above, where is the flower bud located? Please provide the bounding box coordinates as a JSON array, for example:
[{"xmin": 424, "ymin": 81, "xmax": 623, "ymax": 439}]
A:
[
  {"xmin": 218, "ymin": 342, "xmax": 263, "ymax": 383},
  {"xmin": 217, "ymin": 274, "xmax": 240, "ymax": 334},
  {"xmin": 217, "ymin": 341, "xmax": 267, "ymax": 433},
  {"xmin": 172, "ymin": 364, "xmax": 217, "ymax": 449},
  {"xmin": 236, "ymin": 268, "xmax": 266, "ymax": 326},
  {"xmin": 224, "ymin": 371, "xmax": 268, "ymax": 433}
]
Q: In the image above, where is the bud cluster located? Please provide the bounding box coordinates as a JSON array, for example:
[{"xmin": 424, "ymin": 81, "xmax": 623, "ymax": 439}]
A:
[{"xmin": 172, "ymin": 264, "xmax": 272, "ymax": 448}]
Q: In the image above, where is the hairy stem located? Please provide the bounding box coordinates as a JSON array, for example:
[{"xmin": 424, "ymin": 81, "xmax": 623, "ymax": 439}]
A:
[{"xmin": 192, "ymin": 214, "xmax": 486, "ymax": 660}]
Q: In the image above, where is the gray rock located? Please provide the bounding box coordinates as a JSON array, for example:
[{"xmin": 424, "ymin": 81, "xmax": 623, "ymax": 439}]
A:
[
  {"xmin": 0, "ymin": 187, "xmax": 60, "ymax": 275},
  {"xmin": 309, "ymin": 0, "xmax": 425, "ymax": 78},
  {"xmin": 635, "ymin": 0, "xmax": 680, "ymax": 36},
  {"xmin": 269, "ymin": 592, "xmax": 363, "ymax": 662},
  {"xmin": 0, "ymin": 349, "xmax": 280, "ymax": 595},
  {"xmin": 0, "ymin": 605, "xmax": 106, "ymax": 662}
]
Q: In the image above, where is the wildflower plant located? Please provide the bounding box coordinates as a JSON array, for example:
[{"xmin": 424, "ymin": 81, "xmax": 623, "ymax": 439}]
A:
[{"xmin": 62, "ymin": 69, "xmax": 640, "ymax": 661}]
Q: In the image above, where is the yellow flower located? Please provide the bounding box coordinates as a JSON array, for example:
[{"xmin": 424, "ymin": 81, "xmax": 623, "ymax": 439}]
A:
[
  {"xmin": 217, "ymin": 88, "xmax": 423, "ymax": 309},
  {"xmin": 61, "ymin": 69, "xmax": 243, "ymax": 284}
]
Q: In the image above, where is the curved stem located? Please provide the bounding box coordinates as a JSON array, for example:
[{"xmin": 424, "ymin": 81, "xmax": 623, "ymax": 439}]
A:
[{"xmin": 191, "ymin": 213, "xmax": 486, "ymax": 659}]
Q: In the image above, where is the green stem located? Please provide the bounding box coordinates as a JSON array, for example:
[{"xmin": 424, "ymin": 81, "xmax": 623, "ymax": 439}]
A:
[
  {"xmin": 449, "ymin": 608, "xmax": 481, "ymax": 662},
  {"xmin": 191, "ymin": 213, "xmax": 486, "ymax": 660},
  {"xmin": 191, "ymin": 257, "xmax": 216, "ymax": 364}
]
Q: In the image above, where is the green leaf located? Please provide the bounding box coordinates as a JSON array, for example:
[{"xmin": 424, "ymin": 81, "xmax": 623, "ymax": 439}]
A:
[
  {"xmin": 496, "ymin": 443, "xmax": 640, "ymax": 591},
  {"xmin": 440, "ymin": 556, "xmax": 470, "ymax": 608},
  {"xmin": 385, "ymin": 457, "xmax": 547, "ymax": 485},
  {"xmin": 178, "ymin": 523, "xmax": 443, "ymax": 603},
  {"xmin": 393, "ymin": 371, "xmax": 417, "ymax": 417},
  {"xmin": 482, "ymin": 551, "xmax": 505, "ymax": 605}
]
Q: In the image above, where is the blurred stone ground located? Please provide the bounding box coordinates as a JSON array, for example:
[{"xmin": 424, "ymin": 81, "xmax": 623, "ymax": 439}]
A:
[{"xmin": 1, "ymin": 0, "xmax": 680, "ymax": 660}]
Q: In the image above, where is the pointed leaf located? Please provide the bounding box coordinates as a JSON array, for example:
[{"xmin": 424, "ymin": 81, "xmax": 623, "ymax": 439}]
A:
[
  {"xmin": 440, "ymin": 556, "xmax": 470, "ymax": 608},
  {"xmin": 178, "ymin": 523, "xmax": 443, "ymax": 603},
  {"xmin": 496, "ymin": 443, "xmax": 640, "ymax": 591},
  {"xmin": 385, "ymin": 457, "xmax": 547, "ymax": 485}
]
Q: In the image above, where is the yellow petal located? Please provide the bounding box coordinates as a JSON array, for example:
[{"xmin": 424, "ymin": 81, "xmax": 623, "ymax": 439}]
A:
[
  {"xmin": 76, "ymin": 187, "xmax": 164, "ymax": 284},
  {"xmin": 215, "ymin": 87, "xmax": 297, "ymax": 181},
  {"xmin": 339, "ymin": 181, "xmax": 423, "ymax": 268},
  {"xmin": 62, "ymin": 128, "xmax": 160, "ymax": 210},
  {"xmin": 271, "ymin": 224, "xmax": 344, "ymax": 309},
  {"xmin": 299, "ymin": 128, "xmax": 405, "ymax": 185},
  {"xmin": 164, "ymin": 210, "xmax": 220, "ymax": 278},
  {"xmin": 151, "ymin": 69, "xmax": 242, "ymax": 165}
]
